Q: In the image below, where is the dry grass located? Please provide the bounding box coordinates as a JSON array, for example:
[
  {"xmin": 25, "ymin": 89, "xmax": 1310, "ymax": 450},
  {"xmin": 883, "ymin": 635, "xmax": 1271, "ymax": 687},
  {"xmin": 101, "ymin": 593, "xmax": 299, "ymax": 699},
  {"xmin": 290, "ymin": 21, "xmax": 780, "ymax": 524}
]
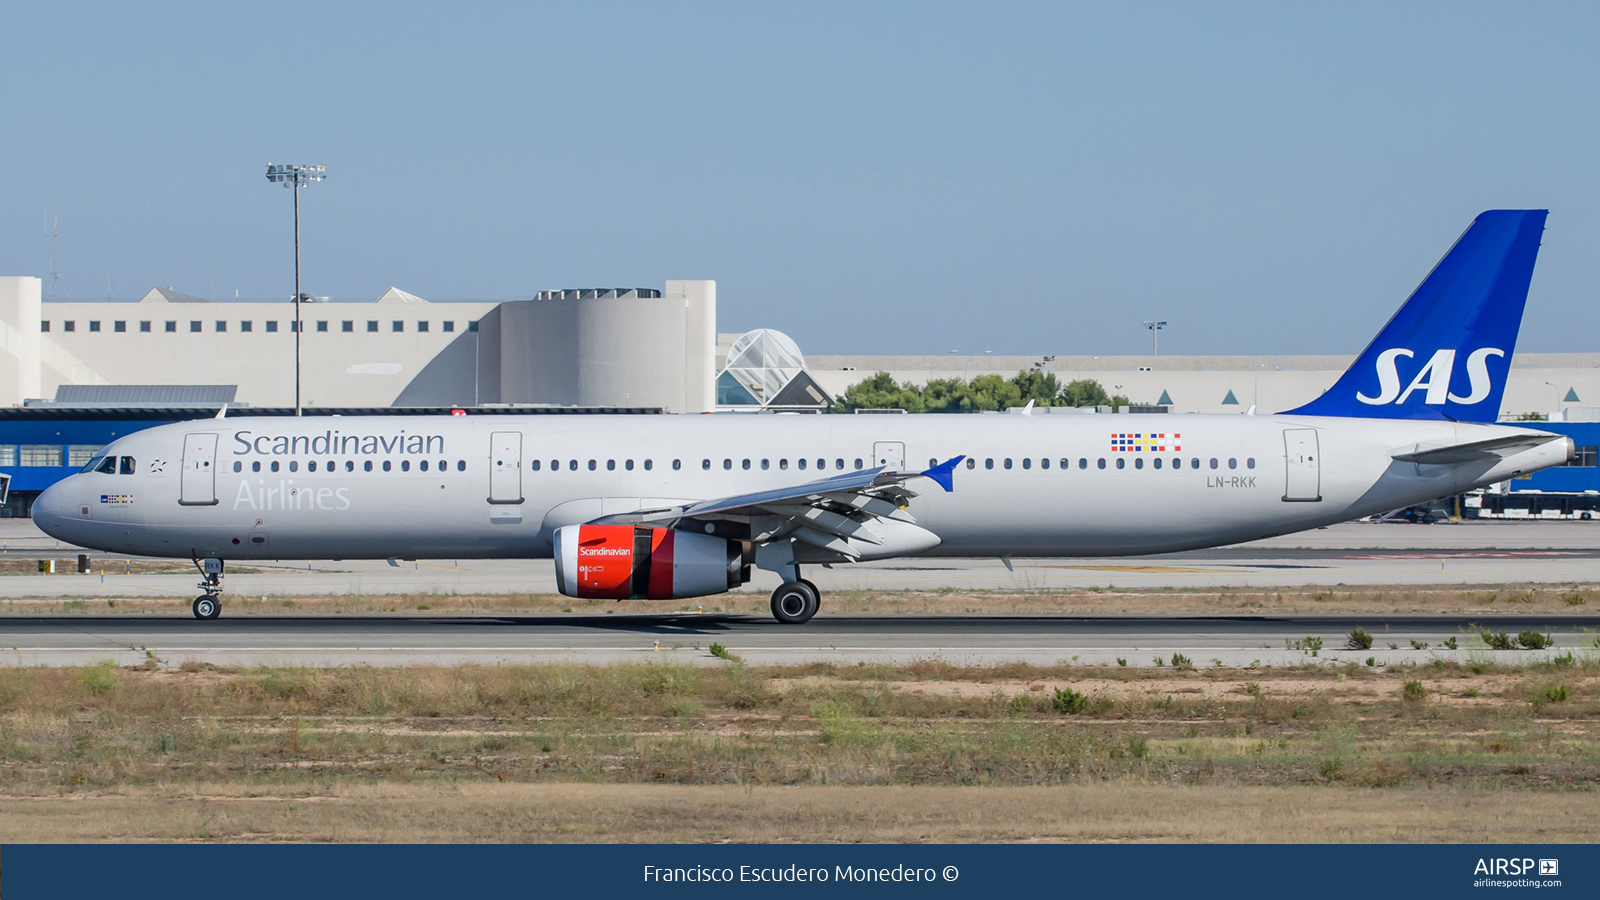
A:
[
  {"xmin": 5, "ymin": 583, "xmax": 1600, "ymax": 617},
  {"xmin": 3, "ymin": 658, "xmax": 1597, "ymax": 841},
  {"xmin": 2, "ymin": 783, "xmax": 1596, "ymax": 843}
]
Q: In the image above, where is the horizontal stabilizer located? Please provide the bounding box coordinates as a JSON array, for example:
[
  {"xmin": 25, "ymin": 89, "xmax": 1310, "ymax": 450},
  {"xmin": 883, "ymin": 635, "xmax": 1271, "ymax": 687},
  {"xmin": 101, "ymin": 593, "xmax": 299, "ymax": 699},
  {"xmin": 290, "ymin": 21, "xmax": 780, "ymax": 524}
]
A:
[{"xmin": 1390, "ymin": 432, "xmax": 1568, "ymax": 465}]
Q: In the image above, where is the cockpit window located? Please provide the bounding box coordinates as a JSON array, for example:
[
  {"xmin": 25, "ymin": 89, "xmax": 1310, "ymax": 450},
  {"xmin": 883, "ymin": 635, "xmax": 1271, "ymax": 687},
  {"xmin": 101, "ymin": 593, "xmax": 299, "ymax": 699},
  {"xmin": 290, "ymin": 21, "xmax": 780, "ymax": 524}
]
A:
[
  {"xmin": 83, "ymin": 455, "xmax": 116, "ymax": 474},
  {"xmin": 119, "ymin": 456, "xmax": 136, "ymax": 475}
]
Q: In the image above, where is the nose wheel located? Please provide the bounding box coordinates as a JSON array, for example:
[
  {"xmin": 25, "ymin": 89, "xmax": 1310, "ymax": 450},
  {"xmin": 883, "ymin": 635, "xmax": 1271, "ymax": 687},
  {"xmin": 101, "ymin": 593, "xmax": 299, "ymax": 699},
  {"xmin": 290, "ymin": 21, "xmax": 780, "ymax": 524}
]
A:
[{"xmin": 190, "ymin": 554, "xmax": 225, "ymax": 620}]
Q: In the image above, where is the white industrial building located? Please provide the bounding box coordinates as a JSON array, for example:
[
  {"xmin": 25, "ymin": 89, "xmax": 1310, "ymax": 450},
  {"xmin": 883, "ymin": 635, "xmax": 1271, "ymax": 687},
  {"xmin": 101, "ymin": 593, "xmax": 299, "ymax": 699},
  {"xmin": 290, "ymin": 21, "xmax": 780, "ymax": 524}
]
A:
[
  {"xmin": 0, "ymin": 277, "xmax": 718, "ymax": 413},
  {"xmin": 804, "ymin": 352, "xmax": 1600, "ymax": 421}
]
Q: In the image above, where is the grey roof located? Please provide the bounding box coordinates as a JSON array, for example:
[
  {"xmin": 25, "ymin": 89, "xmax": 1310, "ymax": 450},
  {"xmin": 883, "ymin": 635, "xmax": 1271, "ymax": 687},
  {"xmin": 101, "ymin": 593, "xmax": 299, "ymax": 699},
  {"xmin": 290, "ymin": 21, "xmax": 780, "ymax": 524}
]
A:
[
  {"xmin": 152, "ymin": 287, "xmax": 209, "ymax": 303},
  {"xmin": 53, "ymin": 384, "xmax": 238, "ymax": 405}
]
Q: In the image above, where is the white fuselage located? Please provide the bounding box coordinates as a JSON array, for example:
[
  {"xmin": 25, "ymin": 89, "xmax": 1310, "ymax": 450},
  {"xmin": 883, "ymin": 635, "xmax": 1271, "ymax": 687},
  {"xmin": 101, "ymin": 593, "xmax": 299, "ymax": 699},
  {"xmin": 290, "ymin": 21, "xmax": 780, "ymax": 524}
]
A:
[{"xmin": 33, "ymin": 412, "xmax": 1568, "ymax": 562}]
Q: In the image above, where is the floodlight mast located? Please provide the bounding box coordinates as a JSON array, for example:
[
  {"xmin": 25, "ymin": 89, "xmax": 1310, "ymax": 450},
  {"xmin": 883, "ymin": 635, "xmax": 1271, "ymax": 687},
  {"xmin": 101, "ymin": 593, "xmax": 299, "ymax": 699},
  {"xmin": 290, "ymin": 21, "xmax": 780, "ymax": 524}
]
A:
[
  {"xmin": 1143, "ymin": 320, "xmax": 1167, "ymax": 356},
  {"xmin": 264, "ymin": 163, "xmax": 327, "ymax": 416}
]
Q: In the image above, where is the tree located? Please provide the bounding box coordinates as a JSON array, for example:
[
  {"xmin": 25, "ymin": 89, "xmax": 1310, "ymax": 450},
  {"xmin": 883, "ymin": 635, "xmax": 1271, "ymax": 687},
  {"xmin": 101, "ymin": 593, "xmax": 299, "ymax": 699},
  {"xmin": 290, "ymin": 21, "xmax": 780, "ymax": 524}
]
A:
[
  {"xmin": 830, "ymin": 372, "xmax": 924, "ymax": 413},
  {"xmin": 830, "ymin": 371, "xmax": 1133, "ymax": 413}
]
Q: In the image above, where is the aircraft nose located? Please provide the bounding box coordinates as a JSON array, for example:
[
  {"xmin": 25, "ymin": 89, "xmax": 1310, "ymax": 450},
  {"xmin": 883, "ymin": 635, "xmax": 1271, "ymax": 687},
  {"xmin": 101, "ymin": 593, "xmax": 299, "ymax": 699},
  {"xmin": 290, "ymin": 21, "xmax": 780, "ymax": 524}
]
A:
[{"xmin": 32, "ymin": 481, "xmax": 72, "ymax": 540}]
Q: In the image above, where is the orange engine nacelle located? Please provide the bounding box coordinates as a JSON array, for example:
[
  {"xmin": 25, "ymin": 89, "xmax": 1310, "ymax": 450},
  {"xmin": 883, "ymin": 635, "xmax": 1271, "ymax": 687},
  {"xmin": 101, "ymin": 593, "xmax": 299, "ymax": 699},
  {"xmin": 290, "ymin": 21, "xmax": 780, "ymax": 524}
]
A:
[{"xmin": 553, "ymin": 524, "xmax": 745, "ymax": 600}]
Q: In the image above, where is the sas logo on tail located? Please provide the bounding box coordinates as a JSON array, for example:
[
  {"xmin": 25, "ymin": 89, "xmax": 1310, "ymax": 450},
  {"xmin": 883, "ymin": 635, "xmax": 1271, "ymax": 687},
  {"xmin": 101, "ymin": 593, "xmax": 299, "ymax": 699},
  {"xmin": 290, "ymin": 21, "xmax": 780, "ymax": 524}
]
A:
[{"xmin": 1356, "ymin": 347, "xmax": 1503, "ymax": 406}]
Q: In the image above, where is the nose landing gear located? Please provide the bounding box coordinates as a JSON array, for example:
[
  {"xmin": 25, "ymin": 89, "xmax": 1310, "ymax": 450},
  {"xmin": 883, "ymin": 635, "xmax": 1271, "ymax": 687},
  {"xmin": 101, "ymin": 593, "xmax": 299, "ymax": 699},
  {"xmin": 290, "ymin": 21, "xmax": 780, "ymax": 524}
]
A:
[{"xmin": 191, "ymin": 555, "xmax": 224, "ymax": 620}]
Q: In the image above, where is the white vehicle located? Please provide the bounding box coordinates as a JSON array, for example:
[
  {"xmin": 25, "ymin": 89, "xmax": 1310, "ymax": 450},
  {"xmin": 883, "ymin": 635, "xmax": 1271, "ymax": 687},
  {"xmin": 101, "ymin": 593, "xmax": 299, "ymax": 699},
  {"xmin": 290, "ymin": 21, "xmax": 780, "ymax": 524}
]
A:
[{"xmin": 34, "ymin": 210, "xmax": 1571, "ymax": 623}]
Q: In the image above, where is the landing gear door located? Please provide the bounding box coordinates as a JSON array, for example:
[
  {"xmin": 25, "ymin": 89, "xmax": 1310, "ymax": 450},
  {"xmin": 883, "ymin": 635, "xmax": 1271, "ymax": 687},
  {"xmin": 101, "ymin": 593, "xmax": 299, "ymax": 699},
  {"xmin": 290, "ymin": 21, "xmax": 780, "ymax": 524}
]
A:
[
  {"xmin": 872, "ymin": 441, "xmax": 906, "ymax": 471},
  {"xmin": 1283, "ymin": 428, "xmax": 1321, "ymax": 502},
  {"xmin": 180, "ymin": 432, "xmax": 219, "ymax": 506},
  {"xmin": 489, "ymin": 431, "xmax": 523, "ymax": 504}
]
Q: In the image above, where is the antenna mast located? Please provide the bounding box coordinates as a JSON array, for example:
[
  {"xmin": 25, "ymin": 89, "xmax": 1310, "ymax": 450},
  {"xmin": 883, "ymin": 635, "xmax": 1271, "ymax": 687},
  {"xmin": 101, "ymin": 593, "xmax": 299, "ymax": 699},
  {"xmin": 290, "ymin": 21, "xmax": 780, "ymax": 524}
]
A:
[{"xmin": 46, "ymin": 213, "xmax": 60, "ymax": 302}]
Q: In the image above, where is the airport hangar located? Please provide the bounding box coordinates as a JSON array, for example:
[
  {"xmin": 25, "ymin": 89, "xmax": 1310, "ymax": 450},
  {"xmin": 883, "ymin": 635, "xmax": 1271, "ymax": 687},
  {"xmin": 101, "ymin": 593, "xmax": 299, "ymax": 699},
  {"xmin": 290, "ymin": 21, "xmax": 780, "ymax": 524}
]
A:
[{"xmin": 0, "ymin": 274, "xmax": 1595, "ymax": 517}]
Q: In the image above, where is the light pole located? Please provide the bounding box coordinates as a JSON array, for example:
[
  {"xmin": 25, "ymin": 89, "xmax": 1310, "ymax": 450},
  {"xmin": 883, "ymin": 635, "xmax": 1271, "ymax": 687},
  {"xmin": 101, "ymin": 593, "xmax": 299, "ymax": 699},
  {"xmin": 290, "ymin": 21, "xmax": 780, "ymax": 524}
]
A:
[
  {"xmin": 1144, "ymin": 320, "xmax": 1167, "ymax": 356},
  {"xmin": 264, "ymin": 162, "xmax": 327, "ymax": 415}
]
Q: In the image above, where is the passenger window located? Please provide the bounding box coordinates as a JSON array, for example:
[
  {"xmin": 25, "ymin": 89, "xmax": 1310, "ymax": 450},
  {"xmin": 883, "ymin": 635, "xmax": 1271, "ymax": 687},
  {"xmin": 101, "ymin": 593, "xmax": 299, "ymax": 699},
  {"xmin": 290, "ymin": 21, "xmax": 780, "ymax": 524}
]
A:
[
  {"xmin": 835, "ymin": 459, "xmax": 844, "ymax": 470},
  {"xmin": 531, "ymin": 459, "xmax": 541, "ymax": 471},
  {"xmin": 702, "ymin": 459, "xmax": 711, "ymax": 470},
  {"xmin": 1134, "ymin": 458, "xmax": 1143, "ymax": 469},
  {"xmin": 1079, "ymin": 458, "xmax": 1088, "ymax": 469},
  {"xmin": 779, "ymin": 459, "xmax": 787, "ymax": 470},
  {"xmin": 346, "ymin": 461, "xmax": 355, "ymax": 472},
  {"xmin": 457, "ymin": 460, "xmax": 466, "ymax": 471},
  {"xmin": 644, "ymin": 459, "xmax": 652, "ymax": 470},
  {"xmin": 271, "ymin": 461, "xmax": 280, "ymax": 473},
  {"xmin": 985, "ymin": 459, "xmax": 994, "ymax": 470},
  {"xmin": 420, "ymin": 460, "xmax": 429, "ymax": 472},
  {"xmin": 606, "ymin": 459, "xmax": 615, "ymax": 471},
  {"xmin": 742, "ymin": 459, "xmax": 750, "ymax": 470},
  {"xmin": 761, "ymin": 459, "xmax": 769, "ymax": 470},
  {"xmin": 437, "ymin": 460, "xmax": 444, "ymax": 471},
  {"xmin": 1040, "ymin": 458, "xmax": 1049, "ymax": 469},
  {"xmin": 1229, "ymin": 458, "xmax": 1238, "ymax": 469},
  {"xmin": 1191, "ymin": 458, "xmax": 1199, "ymax": 469},
  {"xmin": 232, "ymin": 461, "xmax": 241, "ymax": 473},
  {"xmin": 289, "ymin": 461, "xmax": 299, "ymax": 473},
  {"xmin": 1004, "ymin": 459, "xmax": 1013, "ymax": 469},
  {"xmin": 308, "ymin": 461, "xmax": 318, "ymax": 472},
  {"xmin": 1210, "ymin": 458, "xmax": 1219, "ymax": 469},
  {"xmin": 1153, "ymin": 458, "xmax": 1162, "ymax": 469},
  {"xmin": 625, "ymin": 460, "xmax": 633, "ymax": 471},
  {"xmin": 252, "ymin": 461, "xmax": 261, "ymax": 473},
  {"xmin": 854, "ymin": 458, "xmax": 863, "ymax": 470},
  {"xmin": 797, "ymin": 458, "xmax": 807, "ymax": 470},
  {"xmin": 1022, "ymin": 458, "xmax": 1031, "ymax": 470},
  {"xmin": 1247, "ymin": 458, "xmax": 1256, "ymax": 469},
  {"xmin": 382, "ymin": 460, "xmax": 392, "ymax": 472},
  {"xmin": 819, "ymin": 459, "xmax": 828, "ymax": 470},
  {"xmin": 724, "ymin": 459, "xmax": 733, "ymax": 470},
  {"xmin": 588, "ymin": 460, "xmax": 597, "ymax": 470},
  {"xmin": 569, "ymin": 460, "xmax": 578, "ymax": 471},
  {"xmin": 364, "ymin": 461, "xmax": 373, "ymax": 472},
  {"xmin": 401, "ymin": 460, "xmax": 410, "ymax": 472},
  {"xmin": 1115, "ymin": 458, "xmax": 1125, "ymax": 469},
  {"xmin": 119, "ymin": 456, "xmax": 136, "ymax": 475},
  {"xmin": 966, "ymin": 458, "xmax": 975, "ymax": 469}
]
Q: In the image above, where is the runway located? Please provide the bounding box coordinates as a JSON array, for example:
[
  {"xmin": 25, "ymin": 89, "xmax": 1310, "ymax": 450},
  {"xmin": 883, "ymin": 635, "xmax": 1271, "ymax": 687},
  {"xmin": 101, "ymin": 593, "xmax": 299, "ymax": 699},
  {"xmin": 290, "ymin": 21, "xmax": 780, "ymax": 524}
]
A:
[
  {"xmin": 3, "ymin": 520, "xmax": 1600, "ymax": 601},
  {"xmin": 3, "ymin": 519, "xmax": 1598, "ymax": 666},
  {"xmin": 5, "ymin": 611, "xmax": 1596, "ymax": 668}
]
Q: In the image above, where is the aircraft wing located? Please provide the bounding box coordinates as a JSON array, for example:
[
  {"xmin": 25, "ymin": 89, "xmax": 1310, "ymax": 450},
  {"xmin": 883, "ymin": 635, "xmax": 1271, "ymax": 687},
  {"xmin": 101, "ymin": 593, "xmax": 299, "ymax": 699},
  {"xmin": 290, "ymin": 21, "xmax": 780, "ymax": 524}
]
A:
[
  {"xmin": 594, "ymin": 456, "xmax": 964, "ymax": 559},
  {"xmin": 1390, "ymin": 433, "xmax": 1567, "ymax": 465}
]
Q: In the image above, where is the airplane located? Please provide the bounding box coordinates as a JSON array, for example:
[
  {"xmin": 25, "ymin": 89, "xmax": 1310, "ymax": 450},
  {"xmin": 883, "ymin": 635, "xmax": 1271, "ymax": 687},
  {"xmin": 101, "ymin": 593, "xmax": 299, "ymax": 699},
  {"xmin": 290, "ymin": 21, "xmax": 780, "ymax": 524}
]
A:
[{"xmin": 32, "ymin": 209, "xmax": 1571, "ymax": 623}]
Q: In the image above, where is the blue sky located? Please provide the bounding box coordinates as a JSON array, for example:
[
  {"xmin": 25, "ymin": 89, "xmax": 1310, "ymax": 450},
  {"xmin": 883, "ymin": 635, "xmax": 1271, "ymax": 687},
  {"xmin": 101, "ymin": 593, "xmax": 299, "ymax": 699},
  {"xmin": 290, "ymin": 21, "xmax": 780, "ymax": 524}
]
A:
[{"xmin": 2, "ymin": 2, "xmax": 1596, "ymax": 356}]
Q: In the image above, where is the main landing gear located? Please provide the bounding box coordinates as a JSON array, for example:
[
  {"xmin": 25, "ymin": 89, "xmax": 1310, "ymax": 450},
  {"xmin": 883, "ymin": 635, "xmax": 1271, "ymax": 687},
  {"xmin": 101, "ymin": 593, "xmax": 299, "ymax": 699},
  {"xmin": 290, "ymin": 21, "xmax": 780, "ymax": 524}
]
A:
[
  {"xmin": 770, "ymin": 570, "xmax": 822, "ymax": 625},
  {"xmin": 191, "ymin": 555, "xmax": 224, "ymax": 620}
]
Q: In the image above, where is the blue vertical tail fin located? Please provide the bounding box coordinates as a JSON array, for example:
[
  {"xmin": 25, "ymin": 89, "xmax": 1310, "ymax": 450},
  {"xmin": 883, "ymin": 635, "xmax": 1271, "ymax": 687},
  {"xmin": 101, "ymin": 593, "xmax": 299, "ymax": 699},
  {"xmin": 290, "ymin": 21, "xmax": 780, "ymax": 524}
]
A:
[{"xmin": 1284, "ymin": 209, "xmax": 1546, "ymax": 423}]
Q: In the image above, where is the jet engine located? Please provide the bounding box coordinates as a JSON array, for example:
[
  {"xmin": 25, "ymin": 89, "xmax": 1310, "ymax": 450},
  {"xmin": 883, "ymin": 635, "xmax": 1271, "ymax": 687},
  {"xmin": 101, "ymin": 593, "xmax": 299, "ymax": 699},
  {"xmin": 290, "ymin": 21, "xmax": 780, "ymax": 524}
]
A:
[{"xmin": 553, "ymin": 524, "xmax": 746, "ymax": 600}]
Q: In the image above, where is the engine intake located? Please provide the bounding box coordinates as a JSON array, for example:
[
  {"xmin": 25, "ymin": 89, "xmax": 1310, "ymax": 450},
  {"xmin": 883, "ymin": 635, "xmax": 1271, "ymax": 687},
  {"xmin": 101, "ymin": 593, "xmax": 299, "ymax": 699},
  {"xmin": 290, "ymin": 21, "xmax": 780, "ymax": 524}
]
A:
[{"xmin": 553, "ymin": 524, "xmax": 744, "ymax": 600}]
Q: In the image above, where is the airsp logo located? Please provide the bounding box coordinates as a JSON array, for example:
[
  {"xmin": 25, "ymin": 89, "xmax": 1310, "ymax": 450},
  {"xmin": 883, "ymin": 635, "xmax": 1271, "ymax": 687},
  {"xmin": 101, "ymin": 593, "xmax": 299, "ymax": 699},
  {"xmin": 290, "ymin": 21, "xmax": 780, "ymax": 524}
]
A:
[{"xmin": 1357, "ymin": 347, "xmax": 1503, "ymax": 406}]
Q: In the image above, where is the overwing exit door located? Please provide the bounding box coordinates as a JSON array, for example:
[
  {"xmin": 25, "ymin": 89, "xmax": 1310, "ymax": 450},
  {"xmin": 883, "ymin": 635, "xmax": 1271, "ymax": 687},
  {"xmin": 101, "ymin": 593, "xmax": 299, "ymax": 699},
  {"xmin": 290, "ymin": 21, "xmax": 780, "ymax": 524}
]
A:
[
  {"xmin": 872, "ymin": 441, "xmax": 906, "ymax": 470},
  {"xmin": 489, "ymin": 431, "xmax": 523, "ymax": 503},
  {"xmin": 180, "ymin": 433, "xmax": 219, "ymax": 506},
  {"xmin": 1283, "ymin": 429, "xmax": 1321, "ymax": 502}
]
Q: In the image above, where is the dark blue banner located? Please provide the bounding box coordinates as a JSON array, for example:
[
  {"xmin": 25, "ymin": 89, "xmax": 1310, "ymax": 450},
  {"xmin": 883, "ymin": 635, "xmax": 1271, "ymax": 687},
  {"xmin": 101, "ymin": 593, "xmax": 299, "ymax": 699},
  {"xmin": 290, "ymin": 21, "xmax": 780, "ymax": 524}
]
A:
[{"xmin": 4, "ymin": 843, "xmax": 1594, "ymax": 898}]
